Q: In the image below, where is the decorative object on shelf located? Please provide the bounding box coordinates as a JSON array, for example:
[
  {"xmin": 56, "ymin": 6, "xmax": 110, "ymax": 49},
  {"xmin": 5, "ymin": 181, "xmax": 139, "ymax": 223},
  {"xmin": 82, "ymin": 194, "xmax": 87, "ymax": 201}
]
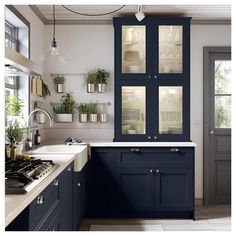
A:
[
  {"xmin": 77, "ymin": 103, "xmax": 89, "ymax": 123},
  {"xmin": 99, "ymin": 103, "xmax": 109, "ymax": 123},
  {"xmin": 34, "ymin": 101, "xmax": 46, "ymax": 124},
  {"xmin": 40, "ymin": 80, "xmax": 51, "ymax": 99},
  {"xmin": 53, "ymin": 93, "xmax": 75, "ymax": 123},
  {"xmin": 88, "ymin": 103, "xmax": 98, "ymax": 123},
  {"xmin": 6, "ymin": 95, "xmax": 24, "ymax": 116},
  {"xmin": 39, "ymin": 5, "xmax": 69, "ymax": 64},
  {"xmin": 96, "ymin": 69, "xmax": 110, "ymax": 93},
  {"xmin": 85, "ymin": 70, "xmax": 96, "ymax": 93},
  {"xmin": 54, "ymin": 75, "xmax": 65, "ymax": 93}
]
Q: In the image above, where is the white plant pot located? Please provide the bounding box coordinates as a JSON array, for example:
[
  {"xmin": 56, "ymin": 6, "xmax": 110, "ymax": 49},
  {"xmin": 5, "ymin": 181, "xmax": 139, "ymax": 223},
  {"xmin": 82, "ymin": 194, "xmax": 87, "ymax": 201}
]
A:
[
  {"xmin": 56, "ymin": 113, "xmax": 73, "ymax": 123},
  {"xmin": 87, "ymin": 83, "xmax": 95, "ymax": 93},
  {"xmin": 56, "ymin": 84, "xmax": 63, "ymax": 93},
  {"xmin": 79, "ymin": 114, "xmax": 88, "ymax": 123},
  {"xmin": 89, "ymin": 114, "xmax": 98, "ymax": 123},
  {"xmin": 15, "ymin": 142, "xmax": 24, "ymax": 155},
  {"xmin": 98, "ymin": 83, "xmax": 106, "ymax": 93}
]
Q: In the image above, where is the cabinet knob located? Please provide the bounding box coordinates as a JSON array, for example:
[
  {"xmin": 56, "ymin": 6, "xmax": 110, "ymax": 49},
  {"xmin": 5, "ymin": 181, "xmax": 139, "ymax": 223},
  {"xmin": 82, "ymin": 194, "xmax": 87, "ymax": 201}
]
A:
[
  {"xmin": 131, "ymin": 148, "xmax": 140, "ymax": 152},
  {"xmin": 154, "ymin": 75, "xmax": 157, "ymax": 79},
  {"xmin": 36, "ymin": 195, "xmax": 44, "ymax": 205},
  {"xmin": 148, "ymin": 136, "xmax": 151, "ymax": 140},
  {"xmin": 170, "ymin": 148, "xmax": 179, "ymax": 152},
  {"xmin": 77, "ymin": 182, "xmax": 81, "ymax": 187},
  {"xmin": 148, "ymin": 75, "xmax": 151, "ymax": 79},
  {"xmin": 150, "ymin": 169, "xmax": 153, "ymax": 173},
  {"xmin": 53, "ymin": 179, "xmax": 59, "ymax": 186},
  {"xmin": 67, "ymin": 166, "xmax": 72, "ymax": 171},
  {"xmin": 156, "ymin": 169, "xmax": 160, "ymax": 173},
  {"xmin": 154, "ymin": 136, "xmax": 157, "ymax": 139},
  {"xmin": 210, "ymin": 130, "xmax": 214, "ymax": 135}
]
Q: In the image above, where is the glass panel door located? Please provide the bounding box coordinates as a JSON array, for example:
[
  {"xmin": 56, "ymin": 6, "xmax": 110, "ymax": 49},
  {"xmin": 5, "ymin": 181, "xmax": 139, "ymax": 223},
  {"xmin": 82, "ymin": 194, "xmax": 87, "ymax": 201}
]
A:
[
  {"xmin": 122, "ymin": 86, "xmax": 146, "ymax": 134},
  {"xmin": 159, "ymin": 26, "xmax": 183, "ymax": 73},
  {"xmin": 159, "ymin": 86, "xmax": 183, "ymax": 134},
  {"xmin": 122, "ymin": 26, "xmax": 146, "ymax": 74}
]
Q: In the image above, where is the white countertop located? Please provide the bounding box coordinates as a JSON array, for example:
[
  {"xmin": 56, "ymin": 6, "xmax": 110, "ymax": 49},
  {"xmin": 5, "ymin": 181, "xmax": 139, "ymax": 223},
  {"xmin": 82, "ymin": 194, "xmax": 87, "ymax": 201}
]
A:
[{"xmin": 5, "ymin": 145, "xmax": 87, "ymax": 227}]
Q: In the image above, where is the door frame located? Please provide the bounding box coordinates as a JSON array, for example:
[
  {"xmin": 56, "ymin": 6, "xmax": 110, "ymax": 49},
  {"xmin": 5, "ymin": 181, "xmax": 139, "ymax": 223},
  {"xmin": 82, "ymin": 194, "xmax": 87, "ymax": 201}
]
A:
[{"xmin": 203, "ymin": 46, "xmax": 231, "ymax": 205}]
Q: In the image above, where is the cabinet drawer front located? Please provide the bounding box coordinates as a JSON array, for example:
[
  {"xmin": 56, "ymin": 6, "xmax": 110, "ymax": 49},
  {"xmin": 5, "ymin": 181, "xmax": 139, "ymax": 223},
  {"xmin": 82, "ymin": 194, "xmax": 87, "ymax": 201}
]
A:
[
  {"xmin": 115, "ymin": 147, "xmax": 194, "ymax": 167},
  {"xmin": 29, "ymin": 178, "xmax": 60, "ymax": 230}
]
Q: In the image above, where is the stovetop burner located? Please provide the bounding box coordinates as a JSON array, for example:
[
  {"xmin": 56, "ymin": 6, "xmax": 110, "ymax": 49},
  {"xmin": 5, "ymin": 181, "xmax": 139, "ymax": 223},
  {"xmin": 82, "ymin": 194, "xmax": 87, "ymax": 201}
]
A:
[{"xmin": 5, "ymin": 159, "xmax": 59, "ymax": 194}]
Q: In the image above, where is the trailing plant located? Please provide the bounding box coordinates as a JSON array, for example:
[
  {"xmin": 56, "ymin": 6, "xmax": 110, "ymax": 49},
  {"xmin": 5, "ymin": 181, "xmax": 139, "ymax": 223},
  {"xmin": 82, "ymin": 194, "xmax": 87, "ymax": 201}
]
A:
[
  {"xmin": 54, "ymin": 76, "xmax": 65, "ymax": 84},
  {"xmin": 40, "ymin": 80, "xmax": 51, "ymax": 99},
  {"xmin": 88, "ymin": 103, "xmax": 97, "ymax": 114},
  {"xmin": 6, "ymin": 95, "xmax": 24, "ymax": 116},
  {"xmin": 5, "ymin": 120, "xmax": 24, "ymax": 143},
  {"xmin": 53, "ymin": 93, "xmax": 75, "ymax": 114},
  {"xmin": 85, "ymin": 70, "xmax": 97, "ymax": 84},
  {"xmin": 77, "ymin": 103, "xmax": 89, "ymax": 114},
  {"xmin": 96, "ymin": 69, "xmax": 110, "ymax": 84}
]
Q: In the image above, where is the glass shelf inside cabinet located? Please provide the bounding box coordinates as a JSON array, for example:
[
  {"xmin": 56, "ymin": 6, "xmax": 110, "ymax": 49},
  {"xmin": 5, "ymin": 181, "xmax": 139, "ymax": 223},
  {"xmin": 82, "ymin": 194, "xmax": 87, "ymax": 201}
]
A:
[
  {"xmin": 159, "ymin": 26, "xmax": 183, "ymax": 74},
  {"xmin": 159, "ymin": 86, "xmax": 183, "ymax": 134},
  {"xmin": 122, "ymin": 26, "xmax": 146, "ymax": 74},
  {"xmin": 122, "ymin": 86, "xmax": 146, "ymax": 134}
]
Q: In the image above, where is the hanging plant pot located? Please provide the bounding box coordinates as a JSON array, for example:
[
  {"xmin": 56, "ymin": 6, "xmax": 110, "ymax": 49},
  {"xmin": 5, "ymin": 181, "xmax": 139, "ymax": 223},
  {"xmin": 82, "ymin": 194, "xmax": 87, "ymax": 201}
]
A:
[
  {"xmin": 89, "ymin": 114, "xmax": 98, "ymax": 123},
  {"xmin": 56, "ymin": 83, "xmax": 63, "ymax": 93},
  {"xmin": 99, "ymin": 113, "xmax": 108, "ymax": 123},
  {"xmin": 97, "ymin": 83, "xmax": 106, "ymax": 93},
  {"xmin": 56, "ymin": 113, "xmax": 73, "ymax": 123},
  {"xmin": 79, "ymin": 114, "xmax": 88, "ymax": 123},
  {"xmin": 36, "ymin": 112, "xmax": 46, "ymax": 124},
  {"xmin": 87, "ymin": 83, "xmax": 95, "ymax": 93}
]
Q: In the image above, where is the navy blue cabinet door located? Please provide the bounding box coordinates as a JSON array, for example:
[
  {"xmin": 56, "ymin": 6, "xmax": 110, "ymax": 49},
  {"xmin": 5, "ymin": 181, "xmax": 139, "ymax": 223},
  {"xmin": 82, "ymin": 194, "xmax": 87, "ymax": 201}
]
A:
[{"xmin": 59, "ymin": 164, "xmax": 73, "ymax": 231}]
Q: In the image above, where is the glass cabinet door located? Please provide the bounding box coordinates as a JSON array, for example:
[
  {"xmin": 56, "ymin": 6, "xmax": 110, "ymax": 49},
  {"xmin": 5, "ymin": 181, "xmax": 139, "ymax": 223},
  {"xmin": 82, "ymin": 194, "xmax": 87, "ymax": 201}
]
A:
[
  {"xmin": 158, "ymin": 26, "xmax": 183, "ymax": 74},
  {"xmin": 122, "ymin": 86, "xmax": 146, "ymax": 134},
  {"xmin": 122, "ymin": 26, "xmax": 146, "ymax": 74},
  {"xmin": 158, "ymin": 86, "xmax": 183, "ymax": 134}
]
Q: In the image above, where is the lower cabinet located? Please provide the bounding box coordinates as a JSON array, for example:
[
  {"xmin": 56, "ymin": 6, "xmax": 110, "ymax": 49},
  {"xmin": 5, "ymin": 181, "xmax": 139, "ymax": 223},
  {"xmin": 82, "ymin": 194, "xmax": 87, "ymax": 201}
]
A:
[{"xmin": 87, "ymin": 147, "xmax": 195, "ymax": 219}]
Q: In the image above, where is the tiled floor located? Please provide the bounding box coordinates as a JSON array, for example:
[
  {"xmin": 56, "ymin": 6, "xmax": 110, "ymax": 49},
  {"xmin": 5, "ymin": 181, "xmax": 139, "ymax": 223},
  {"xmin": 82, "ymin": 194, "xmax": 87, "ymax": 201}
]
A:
[{"xmin": 80, "ymin": 205, "xmax": 231, "ymax": 231}]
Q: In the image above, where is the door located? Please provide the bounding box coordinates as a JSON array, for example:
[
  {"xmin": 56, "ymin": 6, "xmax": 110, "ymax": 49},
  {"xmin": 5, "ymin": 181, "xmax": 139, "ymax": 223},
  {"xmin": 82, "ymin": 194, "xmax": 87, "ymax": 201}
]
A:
[{"xmin": 203, "ymin": 47, "xmax": 231, "ymax": 205}]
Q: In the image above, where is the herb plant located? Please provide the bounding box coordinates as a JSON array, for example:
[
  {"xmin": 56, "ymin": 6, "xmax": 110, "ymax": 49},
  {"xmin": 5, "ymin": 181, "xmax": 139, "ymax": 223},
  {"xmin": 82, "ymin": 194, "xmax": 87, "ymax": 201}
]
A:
[
  {"xmin": 6, "ymin": 96, "xmax": 24, "ymax": 116},
  {"xmin": 77, "ymin": 103, "xmax": 89, "ymax": 114},
  {"xmin": 5, "ymin": 120, "xmax": 24, "ymax": 143},
  {"xmin": 96, "ymin": 69, "xmax": 110, "ymax": 84},
  {"xmin": 85, "ymin": 70, "xmax": 97, "ymax": 84},
  {"xmin": 54, "ymin": 76, "xmax": 65, "ymax": 84},
  {"xmin": 53, "ymin": 93, "xmax": 75, "ymax": 114}
]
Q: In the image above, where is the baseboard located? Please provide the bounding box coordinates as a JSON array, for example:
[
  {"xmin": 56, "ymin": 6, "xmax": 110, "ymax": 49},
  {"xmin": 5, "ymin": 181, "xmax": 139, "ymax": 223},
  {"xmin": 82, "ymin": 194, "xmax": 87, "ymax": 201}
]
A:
[{"xmin": 195, "ymin": 198, "xmax": 203, "ymax": 206}]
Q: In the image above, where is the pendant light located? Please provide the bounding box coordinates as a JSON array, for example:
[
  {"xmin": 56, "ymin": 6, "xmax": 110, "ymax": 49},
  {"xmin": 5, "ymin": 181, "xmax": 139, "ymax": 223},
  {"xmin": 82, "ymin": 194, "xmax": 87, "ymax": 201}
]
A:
[
  {"xmin": 39, "ymin": 5, "xmax": 69, "ymax": 63},
  {"xmin": 135, "ymin": 5, "xmax": 145, "ymax": 22}
]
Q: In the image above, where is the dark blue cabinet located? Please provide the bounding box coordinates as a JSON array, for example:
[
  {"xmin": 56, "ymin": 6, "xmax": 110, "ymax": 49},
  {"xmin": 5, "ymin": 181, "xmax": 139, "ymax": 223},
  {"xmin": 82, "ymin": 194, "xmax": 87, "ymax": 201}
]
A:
[{"xmin": 113, "ymin": 17, "xmax": 191, "ymax": 142}]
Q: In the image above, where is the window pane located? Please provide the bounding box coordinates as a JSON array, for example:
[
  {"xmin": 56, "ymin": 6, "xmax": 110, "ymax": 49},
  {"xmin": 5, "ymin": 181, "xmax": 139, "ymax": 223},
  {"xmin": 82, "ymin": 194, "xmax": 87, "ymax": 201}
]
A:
[
  {"xmin": 215, "ymin": 60, "xmax": 231, "ymax": 94},
  {"xmin": 215, "ymin": 96, "xmax": 231, "ymax": 128},
  {"xmin": 5, "ymin": 76, "xmax": 17, "ymax": 86},
  {"xmin": 159, "ymin": 26, "xmax": 183, "ymax": 73},
  {"xmin": 122, "ymin": 26, "xmax": 146, "ymax": 74},
  {"xmin": 122, "ymin": 86, "xmax": 146, "ymax": 134},
  {"xmin": 159, "ymin": 86, "xmax": 183, "ymax": 134}
]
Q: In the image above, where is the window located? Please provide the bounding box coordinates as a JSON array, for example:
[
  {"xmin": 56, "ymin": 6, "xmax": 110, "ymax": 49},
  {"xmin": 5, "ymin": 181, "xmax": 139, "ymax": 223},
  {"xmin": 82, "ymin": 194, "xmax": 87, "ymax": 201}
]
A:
[{"xmin": 5, "ymin": 21, "xmax": 18, "ymax": 50}]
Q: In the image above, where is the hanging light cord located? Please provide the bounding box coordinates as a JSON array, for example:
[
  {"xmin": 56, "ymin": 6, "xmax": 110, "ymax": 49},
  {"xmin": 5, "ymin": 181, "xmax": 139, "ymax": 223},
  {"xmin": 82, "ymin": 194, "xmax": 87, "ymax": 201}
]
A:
[
  {"xmin": 61, "ymin": 5, "xmax": 126, "ymax": 16},
  {"xmin": 53, "ymin": 5, "xmax": 55, "ymax": 40}
]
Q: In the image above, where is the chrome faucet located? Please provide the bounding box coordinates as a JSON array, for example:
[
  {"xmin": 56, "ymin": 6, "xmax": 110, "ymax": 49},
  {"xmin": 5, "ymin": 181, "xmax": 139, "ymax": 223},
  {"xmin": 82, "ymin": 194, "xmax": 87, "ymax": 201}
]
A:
[{"xmin": 25, "ymin": 108, "xmax": 53, "ymax": 151}]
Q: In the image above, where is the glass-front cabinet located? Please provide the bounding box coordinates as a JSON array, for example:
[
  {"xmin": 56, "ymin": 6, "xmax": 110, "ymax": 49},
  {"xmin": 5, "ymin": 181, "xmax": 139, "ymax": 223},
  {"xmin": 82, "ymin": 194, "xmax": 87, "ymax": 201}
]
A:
[{"xmin": 114, "ymin": 17, "xmax": 191, "ymax": 141}]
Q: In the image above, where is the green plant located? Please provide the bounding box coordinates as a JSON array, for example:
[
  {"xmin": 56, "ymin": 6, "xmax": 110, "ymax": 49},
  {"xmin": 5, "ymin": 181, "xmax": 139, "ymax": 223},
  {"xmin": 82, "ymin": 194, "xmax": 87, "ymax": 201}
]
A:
[
  {"xmin": 6, "ymin": 96, "xmax": 24, "ymax": 116},
  {"xmin": 40, "ymin": 80, "xmax": 51, "ymax": 99},
  {"xmin": 96, "ymin": 69, "xmax": 110, "ymax": 84},
  {"xmin": 77, "ymin": 103, "xmax": 89, "ymax": 114},
  {"xmin": 54, "ymin": 76, "xmax": 65, "ymax": 84},
  {"xmin": 53, "ymin": 93, "xmax": 75, "ymax": 114},
  {"xmin": 88, "ymin": 103, "xmax": 97, "ymax": 114},
  {"xmin": 85, "ymin": 70, "xmax": 97, "ymax": 84},
  {"xmin": 5, "ymin": 120, "xmax": 24, "ymax": 143}
]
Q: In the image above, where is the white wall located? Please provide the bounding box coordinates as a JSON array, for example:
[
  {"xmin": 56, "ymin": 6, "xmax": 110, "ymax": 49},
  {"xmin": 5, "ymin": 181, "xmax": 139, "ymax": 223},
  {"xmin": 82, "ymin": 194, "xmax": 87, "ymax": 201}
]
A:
[{"xmin": 190, "ymin": 25, "xmax": 231, "ymax": 199}]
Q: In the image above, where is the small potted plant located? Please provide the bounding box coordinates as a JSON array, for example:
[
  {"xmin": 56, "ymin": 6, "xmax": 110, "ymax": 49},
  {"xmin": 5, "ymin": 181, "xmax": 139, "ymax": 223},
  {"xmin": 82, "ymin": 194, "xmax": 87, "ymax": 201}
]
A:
[
  {"xmin": 88, "ymin": 103, "xmax": 98, "ymax": 123},
  {"xmin": 85, "ymin": 70, "xmax": 96, "ymax": 93},
  {"xmin": 96, "ymin": 69, "xmax": 110, "ymax": 93},
  {"xmin": 6, "ymin": 95, "xmax": 24, "ymax": 116},
  {"xmin": 54, "ymin": 76, "xmax": 65, "ymax": 93},
  {"xmin": 5, "ymin": 120, "xmax": 24, "ymax": 155},
  {"xmin": 53, "ymin": 93, "xmax": 75, "ymax": 123},
  {"xmin": 77, "ymin": 103, "xmax": 89, "ymax": 123}
]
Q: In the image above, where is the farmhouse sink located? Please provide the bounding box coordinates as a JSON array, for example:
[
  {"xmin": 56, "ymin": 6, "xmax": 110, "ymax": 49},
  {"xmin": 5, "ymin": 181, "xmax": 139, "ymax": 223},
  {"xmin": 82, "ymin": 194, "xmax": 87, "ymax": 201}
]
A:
[{"xmin": 31, "ymin": 145, "xmax": 88, "ymax": 172}]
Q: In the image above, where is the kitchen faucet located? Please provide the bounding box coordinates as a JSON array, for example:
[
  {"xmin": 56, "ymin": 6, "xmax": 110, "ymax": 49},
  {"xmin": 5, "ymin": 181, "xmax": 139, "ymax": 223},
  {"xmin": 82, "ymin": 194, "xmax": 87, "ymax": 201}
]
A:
[{"xmin": 25, "ymin": 108, "xmax": 53, "ymax": 151}]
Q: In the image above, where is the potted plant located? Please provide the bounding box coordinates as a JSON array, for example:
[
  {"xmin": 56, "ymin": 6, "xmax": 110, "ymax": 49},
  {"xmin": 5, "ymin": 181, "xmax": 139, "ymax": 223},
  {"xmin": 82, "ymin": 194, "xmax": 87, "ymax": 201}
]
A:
[
  {"xmin": 88, "ymin": 103, "xmax": 98, "ymax": 123},
  {"xmin": 54, "ymin": 76, "xmax": 65, "ymax": 93},
  {"xmin": 5, "ymin": 120, "xmax": 24, "ymax": 155},
  {"xmin": 77, "ymin": 103, "xmax": 89, "ymax": 123},
  {"xmin": 85, "ymin": 70, "xmax": 96, "ymax": 93},
  {"xmin": 96, "ymin": 69, "xmax": 110, "ymax": 93},
  {"xmin": 53, "ymin": 93, "xmax": 75, "ymax": 123},
  {"xmin": 6, "ymin": 95, "xmax": 24, "ymax": 116}
]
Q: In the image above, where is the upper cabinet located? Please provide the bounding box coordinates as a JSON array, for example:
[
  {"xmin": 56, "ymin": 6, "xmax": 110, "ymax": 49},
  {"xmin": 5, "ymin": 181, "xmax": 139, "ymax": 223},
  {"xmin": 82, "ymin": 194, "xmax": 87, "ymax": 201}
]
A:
[
  {"xmin": 114, "ymin": 17, "xmax": 190, "ymax": 80},
  {"xmin": 113, "ymin": 17, "xmax": 191, "ymax": 142}
]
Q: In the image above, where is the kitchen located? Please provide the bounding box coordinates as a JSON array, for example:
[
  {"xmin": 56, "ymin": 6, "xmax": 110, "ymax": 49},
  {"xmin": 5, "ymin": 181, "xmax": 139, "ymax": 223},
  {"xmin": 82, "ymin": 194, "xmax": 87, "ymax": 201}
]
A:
[{"xmin": 3, "ymin": 2, "xmax": 232, "ymax": 232}]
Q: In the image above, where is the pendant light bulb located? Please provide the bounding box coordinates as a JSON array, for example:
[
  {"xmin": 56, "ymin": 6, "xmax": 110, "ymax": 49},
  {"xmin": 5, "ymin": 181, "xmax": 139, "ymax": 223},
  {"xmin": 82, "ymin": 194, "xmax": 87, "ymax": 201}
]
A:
[{"xmin": 135, "ymin": 5, "xmax": 145, "ymax": 22}]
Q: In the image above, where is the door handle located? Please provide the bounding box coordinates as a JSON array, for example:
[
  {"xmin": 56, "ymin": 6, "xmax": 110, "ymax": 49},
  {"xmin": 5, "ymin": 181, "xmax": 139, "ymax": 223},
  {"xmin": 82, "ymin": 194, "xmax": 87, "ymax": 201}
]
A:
[
  {"xmin": 210, "ymin": 130, "xmax": 214, "ymax": 135},
  {"xmin": 170, "ymin": 148, "xmax": 179, "ymax": 153},
  {"xmin": 131, "ymin": 148, "xmax": 140, "ymax": 153}
]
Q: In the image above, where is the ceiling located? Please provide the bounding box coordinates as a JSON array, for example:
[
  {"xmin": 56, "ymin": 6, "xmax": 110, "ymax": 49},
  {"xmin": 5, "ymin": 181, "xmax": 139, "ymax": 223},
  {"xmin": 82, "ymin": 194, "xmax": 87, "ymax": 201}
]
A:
[{"xmin": 29, "ymin": 5, "xmax": 231, "ymax": 25}]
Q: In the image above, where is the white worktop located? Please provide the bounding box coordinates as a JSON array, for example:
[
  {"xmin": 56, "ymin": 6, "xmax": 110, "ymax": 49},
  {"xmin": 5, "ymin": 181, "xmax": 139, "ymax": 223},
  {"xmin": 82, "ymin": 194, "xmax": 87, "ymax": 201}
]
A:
[{"xmin": 5, "ymin": 145, "xmax": 87, "ymax": 227}]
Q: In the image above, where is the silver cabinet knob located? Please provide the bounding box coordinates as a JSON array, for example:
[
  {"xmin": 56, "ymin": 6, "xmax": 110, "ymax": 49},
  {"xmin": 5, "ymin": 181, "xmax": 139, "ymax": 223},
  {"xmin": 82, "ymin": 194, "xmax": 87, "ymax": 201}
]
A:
[
  {"xmin": 131, "ymin": 148, "xmax": 140, "ymax": 152},
  {"xmin": 210, "ymin": 130, "xmax": 214, "ymax": 135},
  {"xmin": 53, "ymin": 179, "xmax": 59, "ymax": 186},
  {"xmin": 148, "ymin": 75, "xmax": 151, "ymax": 79},
  {"xmin": 36, "ymin": 195, "xmax": 44, "ymax": 205},
  {"xmin": 154, "ymin": 136, "xmax": 157, "ymax": 139},
  {"xmin": 170, "ymin": 148, "xmax": 179, "ymax": 152},
  {"xmin": 154, "ymin": 75, "xmax": 157, "ymax": 78},
  {"xmin": 150, "ymin": 170, "xmax": 153, "ymax": 173},
  {"xmin": 77, "ymin": 182, "xmax": 81, "ymax": 187},
  {"xmin": 148, "ymin": 136, "xmax": 151, "ymax": 140},
  {"xmin": 67, "ymin": 166, "xmax": 72, "ymax": 171},
  {"xmin": 156, "ymin": 169, "xmax": 159, "ymax": 173}
]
